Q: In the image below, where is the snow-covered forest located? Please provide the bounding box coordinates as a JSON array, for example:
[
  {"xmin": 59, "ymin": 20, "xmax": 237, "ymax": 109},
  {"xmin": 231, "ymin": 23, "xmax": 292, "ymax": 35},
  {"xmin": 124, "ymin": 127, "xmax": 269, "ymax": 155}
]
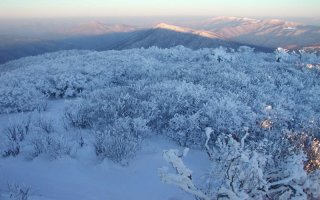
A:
[{"xmin": 0, "ymin": 46, "xmax": 320, "ymax": 199}]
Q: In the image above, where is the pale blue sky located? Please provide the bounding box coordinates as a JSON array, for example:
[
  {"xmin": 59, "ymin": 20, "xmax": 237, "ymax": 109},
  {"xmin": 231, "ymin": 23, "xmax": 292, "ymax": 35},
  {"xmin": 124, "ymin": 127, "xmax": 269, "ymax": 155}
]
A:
[{"xmin": 0, "ymin": 0, "xmax": 319, "ymax": 18}]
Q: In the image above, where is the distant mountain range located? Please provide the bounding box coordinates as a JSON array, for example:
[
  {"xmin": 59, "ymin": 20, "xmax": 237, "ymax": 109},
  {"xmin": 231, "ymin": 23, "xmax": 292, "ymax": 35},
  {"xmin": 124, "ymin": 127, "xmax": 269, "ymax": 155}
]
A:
[
  {"xmin": 58, "ymin": 21, "xmax": 137, "ymax": 36},
  {"xmin": 0, "ymin": 16, "xmax": 319, "ymax": 64},
  {"xmin": 192, "ymin": 16, "xmax": 320, "ymax": 50}
]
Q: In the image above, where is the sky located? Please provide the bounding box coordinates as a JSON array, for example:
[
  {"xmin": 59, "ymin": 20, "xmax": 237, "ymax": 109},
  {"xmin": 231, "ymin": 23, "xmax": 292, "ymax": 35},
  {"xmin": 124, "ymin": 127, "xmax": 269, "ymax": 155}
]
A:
[{"xmin": 0, "ymin": 0, "xmax": 319, "ymax": 19}]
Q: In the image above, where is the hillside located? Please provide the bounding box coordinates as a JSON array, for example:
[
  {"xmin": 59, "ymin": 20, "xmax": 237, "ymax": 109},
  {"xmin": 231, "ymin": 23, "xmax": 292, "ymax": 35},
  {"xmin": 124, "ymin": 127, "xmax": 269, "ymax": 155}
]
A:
[
  {"xmin": 0, "ymin": 47, "xmax": 319, "ymax": 199},
  {"xmin": 113, "ymin": 23, "xmax": 242, "ymax": 50}
]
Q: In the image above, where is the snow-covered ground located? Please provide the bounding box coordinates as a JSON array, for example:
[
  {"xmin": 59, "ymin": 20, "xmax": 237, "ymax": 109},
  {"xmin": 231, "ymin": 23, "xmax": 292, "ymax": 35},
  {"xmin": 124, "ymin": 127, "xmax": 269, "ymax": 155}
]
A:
[
  {"xmin": 0, "ymin": 138, "xmax": 208, "ymax": 200},
  {"xmin": 0, "ymin": 100, "xmax": 209, "ymax": 200}
]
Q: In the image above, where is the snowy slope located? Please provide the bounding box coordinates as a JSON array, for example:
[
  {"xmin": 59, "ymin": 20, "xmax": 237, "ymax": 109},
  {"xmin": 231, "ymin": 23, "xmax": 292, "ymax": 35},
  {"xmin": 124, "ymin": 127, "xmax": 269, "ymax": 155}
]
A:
[{"xmin": 0, "ymin": 47, "xmax": 319, "ymax": 199}]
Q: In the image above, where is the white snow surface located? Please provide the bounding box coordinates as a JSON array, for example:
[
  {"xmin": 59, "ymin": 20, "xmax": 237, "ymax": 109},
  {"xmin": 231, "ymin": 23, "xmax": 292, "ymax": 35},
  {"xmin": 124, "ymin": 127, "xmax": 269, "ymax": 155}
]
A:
[{"xmin": 0, "ymin": 100, "xmax": 209, "ymax": 200}]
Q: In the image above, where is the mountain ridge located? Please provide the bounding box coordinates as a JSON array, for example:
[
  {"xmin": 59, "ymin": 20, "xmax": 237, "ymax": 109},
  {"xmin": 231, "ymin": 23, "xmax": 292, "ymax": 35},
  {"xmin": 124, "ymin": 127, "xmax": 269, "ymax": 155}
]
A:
[
  {"xmin": 193, "ymin": 16, "xmax": 320, "ymax": 49},
  {"xmin": 0, "ymin": 16, "xmax": 319, "ymax": 64}
]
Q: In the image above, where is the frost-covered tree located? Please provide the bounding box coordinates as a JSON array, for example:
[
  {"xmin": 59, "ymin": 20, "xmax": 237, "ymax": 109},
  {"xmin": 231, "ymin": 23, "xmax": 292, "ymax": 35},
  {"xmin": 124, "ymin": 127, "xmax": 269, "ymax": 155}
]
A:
[
  {"xmin": 160, "ymin": 128, "xmax": 320, "ymax": 200},
  {"xmin": 159, "ymin": 149, "xmax": 210, "ymax": 200},
  {"xmin": 206, "ymin": 132, "xmax": 267, "ymax": 199}
]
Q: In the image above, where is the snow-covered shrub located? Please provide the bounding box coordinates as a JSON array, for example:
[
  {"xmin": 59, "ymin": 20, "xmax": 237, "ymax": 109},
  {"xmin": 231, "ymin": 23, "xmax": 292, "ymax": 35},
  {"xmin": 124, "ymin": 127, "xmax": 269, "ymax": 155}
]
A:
[
  {"xmin": 1, "ymin": 116, "xmax": 31, "ymax": 157},
  {"xmin": 1, "ymin": 46, "xmax": 319, "ymax": 125},
  {"xmin": 93, "ymin": 117, "xmax": 149, "ymax": 164},
  {"xmin": 201, "ymin": 95, "xmax": 256, "ymax": 139},
  {"xmin": 147, "ymin": 81, "xmax": 208, "ymax": 146},
  {"xmin": 65, "ymin": 87, "xmax": 150, "ymax": 128},
  {"xmin": 212, "ymin": 46, "xmax": 233, "ymax": 63},
  {"xmin": 30, "ymin": 133, "xmax": 72, "ymax": 159},
  {"xmin": 0, "ymin": 113, "xmax": 72, "ymax": 159},
  {"xmin": 29, "ymin": 116, "xmax": 72, "ymax": 159},
  {"xmin": 275, "ymin": 47, "xmax": 290, "ymax": 62},
  {"xmin": 34, "ymin": 116, "xmax": 55, "ymax": 134},
  {"xmin": 64, "ymin": 99, "xmax": 94, "ymax": 128},
  {"xmin": 209, "ymin": 131, "xmax": 320, "ymax": 200},
  {"xmin": 6, "ymin": 183, "xmax": 31, "ymax": 200},
  {"xmin": 57, "ymin": 45, "xmax": 319, "ymax": 149},
  {"xmin": 207, "ymin": 133, "xmax": 267, "ymax": 199},
  {"xmin": 299, "ymin": 49, "xmax": 319, "ymax": 64},
  {"xmin": 0, "ymin": 84, "xmax": 47, "ymax": 114},
  {"xmin": 265, "ymin": 153, "xmax": 310, "ymax": 199},
  {"xmin": 1, "ymin": 46, "xmax": 320, "ymax": 160},
  {"xmin": 45, "ymin": 73, "xmax": 87, "ymax": 98},
  {"xmin": 168, "ymin": 112, "xmax": 203, "ymax": 147}
]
